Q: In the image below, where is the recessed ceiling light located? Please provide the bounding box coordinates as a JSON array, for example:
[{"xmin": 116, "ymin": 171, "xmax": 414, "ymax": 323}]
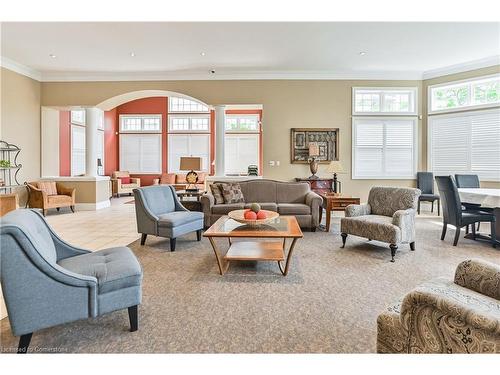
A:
[
  {"xmin": 130, "ymin": 52, "xmax": 136, "ymax": 57},
  {"xmin": 49, "ymin": 54, "xmax": 56, "ymax": 58},
  {"xmin": 359, "ymin": 51, "xmax": 367, "ymax": 56},
  {"xmin": 200, "ymin": 52, "xmax": 206, "ymax": 56}
]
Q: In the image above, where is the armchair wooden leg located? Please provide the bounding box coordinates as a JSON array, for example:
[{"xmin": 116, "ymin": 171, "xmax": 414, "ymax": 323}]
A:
[
  {"xmin": 431, "ymin": 201, "xmax": 434, "ymax": 213},
  {"xmin": 437, "ymin": 200, "xmax": 440, "ymax": 216},
  {"xmin": 42, "ymin": 209, "xmax": 47, "ymax": 216},
  {"xmin": 389, "ymin": 244, "xmax": 398, "ymax": 262},
  {"xmin": 441, "ymin": 223, "xmax": 447, "ymax": 240},
  {"xmin": 196, "ymin": 229, "xmax": 202, "ymax": 241},
  {"xmin": 18, "ymin": 333, "xmax": 32, "ymax": 354},
  {"xmin": 453, "ymin": 227, "xmax": 461, "ymax": 246},
  {"xmin": 128, "ymin": 305, "xmax": 138, "ymax": 332},
  {"xmin": 410, "ymin": 242, "xmax": 415, "ymax": 251},
  {"xmin": 70, "ymin": 205, "xmax": 75, "ymax": 213},
  {"xmin": 56, "ymin": 207, "xmax": 60, "ymax": 212},
  {"xmin": 170, "ymin": 238, "xmax": 176, "ymax": 252},
  {"xmin": 341, "ymin": 233, "xmax": 347, "ymax": 248},
  {"xmin": 417, "ymin": 200, "xmax": 420, "ymax": 214},
  {"xmin": 140, "ymin": 233, "xmax": 147, "ymax": 245},
  {"xmin": 472, "ymin": 223, "xmax": 477, "ymax": 240}
]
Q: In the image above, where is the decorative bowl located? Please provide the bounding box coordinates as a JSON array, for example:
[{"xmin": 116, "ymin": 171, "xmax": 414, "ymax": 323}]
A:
[{"xmin": 228, "ymin": 209, "xmax": 279, "ymax": 226}]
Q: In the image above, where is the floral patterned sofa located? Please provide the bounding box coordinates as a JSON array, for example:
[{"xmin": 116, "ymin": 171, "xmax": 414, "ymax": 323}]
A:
[{"xmin": 377, "ymin": 259, "xmax": 500, "ymax": 353}]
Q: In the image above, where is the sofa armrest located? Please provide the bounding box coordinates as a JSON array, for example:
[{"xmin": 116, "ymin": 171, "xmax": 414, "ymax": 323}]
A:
[
  {"xmin": 56, "ymin": 183, "xmax": 76, "ymax": 199},
  {"xmin": 392, "ymin": 208, "xmax": 416, "ymax": 243},
  {"xmin": 152, "ymin": 178, "xmax": 160, "ymax": 185},
  {"xmin": 305, "ymin": 191, "xmax": 322, "ymax": 227},
  {"xmin": 201, "ymin": 193, "xmax": 215, "ymax": 210},
  {"xmin": 454, "ymin": 259, "xmax": 500, "ymax": 301},
  {"xmin": 345, "ymin": 203, "xmax": 371, "ymax": 217},
  {"xmin": 26, "ymin": 183, "xmax": 48, "ymax": 209},
  {"xmin": 131, "ymin": 177, "xmax": 141, "ymax": 186}
]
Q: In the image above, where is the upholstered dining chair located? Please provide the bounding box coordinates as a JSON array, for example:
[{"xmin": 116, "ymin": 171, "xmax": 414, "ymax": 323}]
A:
[
  {"xmin": 340, "ymin": 187, "xmax": 421, "ymax": 262},
  {"xmin": 435, "ymin": 176, "xmax": 496, "ymax": 247},
  {"xmin": 133, "ymin": 185, "xmax": 204, "ymax": 251},
  {"xmin": 416, "ymin": 172, "xmax": 440, "ymax": 215},
  {"xmin": 455, "ymin": 173, "xmax": 482, "ymax": 232},
  {"xmin": 0, "ymin": 209, "xmax": 143, "ymax": 353}
]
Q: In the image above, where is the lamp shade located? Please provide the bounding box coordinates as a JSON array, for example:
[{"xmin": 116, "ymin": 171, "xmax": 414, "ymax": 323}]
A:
[
  {"xmin": 308, "ymin": 142, "xmax": 320, "ymax": 157},
  {"xmin": 180, "ymin": 156, "xmax": 202, "ymax": 171},
  {"xmin": 327, "ymin": 161, "xmax": 345, "ymax": 174}
]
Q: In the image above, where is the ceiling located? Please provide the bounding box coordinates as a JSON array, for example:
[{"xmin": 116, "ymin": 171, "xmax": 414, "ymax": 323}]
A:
[{"xmin": 1, "ymin": 22, "xmax": 499, "ymax": 81}]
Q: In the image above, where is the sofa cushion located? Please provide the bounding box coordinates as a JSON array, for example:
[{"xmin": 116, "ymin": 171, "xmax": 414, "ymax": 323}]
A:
[
  {"xmin": 47, "ymin": 195, "xmax": 73, "ymax": 206},
  {"xmin": 210, "ymin": 184, "xmax": 225, "ymax": 204},
  {"xmin": 212, "ymin": 203, "xmax": 245, "ymax": 215},
  {"xmin": 197, "ymin": 172, "xmax": 206, "ymax": 183},
  {"xmin": 158, "ymin": 211, "xmax": 204, "ymax": 228},
  {"xmin": 38, "ymin": 181, "xmax": 58, "ymax": 196},
  {"xmin": 220, "ymin": 182, "xmax": 245, "ymax": 204},
  {"xmin": 176, "ymin": 174, "xmax": 187, "ymax": 184},
  {"xmin": 160, "ymin": 173, "xmax": 176, "ymax": 185},
  {"xmin": 118, "ymin": 176, "xmax": 131, "ymax": 184},
  {"xmin": 368, "ymin": 187, "xmax": 420, "ymax": 217},
  {"xmin": 278, "ymin": 203, "xmax": 311, "ymax": 215},
  {"xmin": 58, "ymin": 247, "xmax": 142, "ymax": 294},
  {"xmin": 341, "ymin": 215, "xmax": 401, "ymax": 244},
  {"xmin": 276, "ymin": 182, "xmax": 310, "ymax": 203},
  {"xmin": 244, "ymin": 202, "xmax": 277, "ymax": 212},
  {"xmin": 239, "ymin": 180, "xmax": 277, "ymax": 203}
]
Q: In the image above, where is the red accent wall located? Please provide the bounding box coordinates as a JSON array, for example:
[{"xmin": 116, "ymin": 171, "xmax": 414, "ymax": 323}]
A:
[
  {"xmin": 59, "ymin": 111, "xmax": 71, "ymax": 176},
  {"xmin": 115, "ymin": 97, "xmax": 168, "ymax": 186},
  {"xmin": 104, "ymin": 108, "xmax": 118, "ymax": 176}
]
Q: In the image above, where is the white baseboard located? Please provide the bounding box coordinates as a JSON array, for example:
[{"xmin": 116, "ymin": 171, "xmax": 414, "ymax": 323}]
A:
[{"xmin": 75, "ymin": 200, "xmax": 111, "ymax": 211}]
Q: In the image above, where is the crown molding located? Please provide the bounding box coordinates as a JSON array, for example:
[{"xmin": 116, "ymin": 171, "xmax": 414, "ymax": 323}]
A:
[
  {"xmin": 422, "ymin": 55, "xmax": 500, "ymax": 80},
  {"xmin": 0, "ymin": 56, "xmax": 42, "ymax": 81}
]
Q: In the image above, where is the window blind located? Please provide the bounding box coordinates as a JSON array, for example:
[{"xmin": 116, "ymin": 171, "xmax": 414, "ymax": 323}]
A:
[
  {"xmin": 429, "ymin": 108, "xmax": 500, "ymax": 181},
  {"xmin": 119, "ymin": 134, "xmax": 162, "ymax": 174},
  {"xmin": 225, "ymin": 134, "xmax": 259, "ymax": 175},
  {"xmin": 71, "ymin": 125, "xmax": 86, "ymax": 176},
  {"xmin": 167, "ymin": 134, "xmax": 210, "ymax": 173},
  {"xmin": 352, "ymin": 118, "xmax": 417, "ymax": 179}
]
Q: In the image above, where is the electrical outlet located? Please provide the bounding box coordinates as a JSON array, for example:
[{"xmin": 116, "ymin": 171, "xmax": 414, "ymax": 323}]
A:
[
  {"xmin": 276, "ymin": 161, "xmax": 280, "ymax": 166},
  {"xmin": 269, "ymin": 161, "xmax": 275, "ymax": 166}
]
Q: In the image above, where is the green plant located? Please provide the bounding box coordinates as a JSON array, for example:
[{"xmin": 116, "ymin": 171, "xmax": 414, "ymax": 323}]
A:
[{"xmin": 0, "ymin": 160, "xmax": 11, "ymax": 168}]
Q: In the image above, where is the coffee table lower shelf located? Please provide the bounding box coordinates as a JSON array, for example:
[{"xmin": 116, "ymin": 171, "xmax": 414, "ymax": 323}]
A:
[{"xmin": 224, "ymin": 241, "xmax": 285, "ymax": 261}]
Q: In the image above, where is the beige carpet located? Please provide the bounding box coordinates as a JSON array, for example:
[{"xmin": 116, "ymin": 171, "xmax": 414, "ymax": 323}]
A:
[{"xmin": 1, "ymin": 217, "xmax": 498, "ymax": 353}]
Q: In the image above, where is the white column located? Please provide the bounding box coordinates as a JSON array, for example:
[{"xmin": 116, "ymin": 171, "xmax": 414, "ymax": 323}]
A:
[
  {"xmin": 84, "ymin": 107, "xmax": 103, "ymax": 177},
  {"xmin": 214, "ymin": 105, "xmax": 226, "ymax": 176}
]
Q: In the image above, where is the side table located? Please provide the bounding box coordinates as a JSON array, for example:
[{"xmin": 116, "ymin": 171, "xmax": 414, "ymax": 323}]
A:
[
  {"xmin": 320, "ymin": 193, "xmax": 360, "ymax": 232},
  {"xmin": 176, "ymin": 190, "xmax": 204, "ymax": 212}
]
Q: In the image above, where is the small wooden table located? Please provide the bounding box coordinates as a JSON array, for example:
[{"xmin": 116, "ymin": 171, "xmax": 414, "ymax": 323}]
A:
[
  {"xmin": 176, "ymin": 189, "xmax": 204, "ymax": 211},
  {"xmin": 319, "ymin": 193, "xmax": 360, "ymax": 232},
  {"xmin": 203, "ymin": 215, "xmax": 303, "ymax": 276}
]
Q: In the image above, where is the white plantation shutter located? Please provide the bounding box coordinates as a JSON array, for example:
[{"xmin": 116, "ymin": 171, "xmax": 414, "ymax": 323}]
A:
[
  {"xmin": 119, "ymin": 134, "xmax": 161, "ymax": 173},
  {"xmin": 353, "ymin": 118, "xmax": 417, "ymax": 179},
  {"xmin": 225, "ymin": 134, "xmax": 259, "ymax": 175},
  {"xmin": 168, "ymin": 134, "xmax": 210, "ymax": 173},
  {"xmin": 429, "ymin": 108, "xmax": 500, "ymax": 181}
]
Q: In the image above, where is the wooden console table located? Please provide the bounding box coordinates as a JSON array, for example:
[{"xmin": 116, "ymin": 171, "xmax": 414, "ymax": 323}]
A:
[
  {"xmin": 295, "ymin": 177, "xmax": 333, "ymax": 195},
  {"xmin": 319, "ymin": 193, "xmax": 360, "ymax": 232}
]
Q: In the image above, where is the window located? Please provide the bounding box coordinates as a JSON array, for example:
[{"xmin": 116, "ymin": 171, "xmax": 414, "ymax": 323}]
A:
[
  {"xmin": 169, "ymin": 97, "xmax": 209, "ymax": 113},
  {"xmin": 168, "ymin": 114, "xmax": 210, "ymax": 132},
  {"xmin": 71, "ymin": 125, "xmax": 86, "ymax": 176},
  {"xmin": 225, "ymin": 114, "xmax": 260, "ymax": 131},
  {"xmin": 353, "ymin": 87, "xmax": 417, "ymax": 115},
  {"xmin": 352, "ymin": 118, "xmax": 417, "ymax": 179},
  {"xmin": 71, "ymin": 110, "xmax": 85, "ymax": 125},
  {"xmin": 97, "ymin": 130, "xmax": 104, "ymax": 175},
  {"xmin": 429, "ymin": 74, "xmax": 500, "ymax": 114},
  {"xmin": 428, "ymin": 108, "xmax": 500, "ymax": 181},
  {"xmin": 224, "ymin": 113, "xmax": 261, "ymax": 175},
  {"xmin": 168, "ymin": 134, "xmax": 210, "ymax": 173},
  {"xmin": 119, "ymin": 115, "xmax": 161, "ymax": 132},
  {"xmin": 119, "ymin": 134, "xmax": 162, "ymax": 174}
]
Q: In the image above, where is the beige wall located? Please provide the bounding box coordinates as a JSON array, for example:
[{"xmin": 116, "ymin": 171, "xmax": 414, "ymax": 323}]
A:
[
  {"xmin": 422, "ymin": 65, "xmax": 500, "ymax": 189},
  {"xmin": 0, "ymin": 68, "xmax": 41, "ymax": 204},
  {"xmin": 41, "ymin": 79, "xmax": 424, "ymax": 201}
]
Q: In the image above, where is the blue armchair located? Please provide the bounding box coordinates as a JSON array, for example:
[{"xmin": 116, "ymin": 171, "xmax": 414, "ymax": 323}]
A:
[
  {"xmin": 133, "ymin": 185, "xmax": 204, "ymax": 251},
  {"xmin": 0, "ymin": 209, "xmax": 143, "ymax": 353}
]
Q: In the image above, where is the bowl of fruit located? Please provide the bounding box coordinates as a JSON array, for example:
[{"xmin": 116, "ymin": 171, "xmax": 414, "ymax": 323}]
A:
[{"xmin": 228, "ymin": 203, "xmax": 279, "ymax": 227}]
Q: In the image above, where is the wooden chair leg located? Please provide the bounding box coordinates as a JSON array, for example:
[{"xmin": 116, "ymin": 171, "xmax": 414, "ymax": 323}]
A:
[
  {"xmin": 472, "ymin": 223, "xmax": 477, "ymax": 240},
  {"xmin": 441, "ymin": 223, "xmax": 447, "ymax": 240},
  {"xmin": 389, "ymin": 244, "xmax": 398, "ymax": 262},
  {"xmin": 17, "ymin": 333, "xmax": 32, "ymax": 354},
  {"xmin": 196, "ymin": 229, "xmax": 202, "ymax": 241},
  {"xmin": 431, "ymin": 201, "xmax": 434, "ymax": 213},
  {"xmin": 491, "ymin": 221, "xmax": 497, "ymax": 248},
  {"xmin": 170, "ymin": 238, "xmax": 176, "ymax": 252},
  {"xmin": 437, "ymin": 200, "xmax": 440, "ymax": 216},
  {"xmin": 341, "ymin": 233, "xmax": 347, "ymax": 248},
  {"xmin": 128, "ymin": 305, "xmax": 138, "ymax": 332},
  {"xmin": 417, "ymin": 200, "xmax": 421, "ymax": 214},
  {"xmin": 140, "ymin": 233, "xmax": 147, "ymax": 245},
  {"xmin": 453, "ymin": 227, "xmax": 461, "ymax": 246}
]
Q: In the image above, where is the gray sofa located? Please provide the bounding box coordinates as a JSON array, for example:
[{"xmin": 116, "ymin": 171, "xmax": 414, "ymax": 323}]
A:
[
  {"xmin": 0, "ymin": 209, "xmax": 143, "ymax": 353},
  {"xmin": 200, "ymin": 179, "xmax": 323, "ymax": 230},
  {"xmin": 133, "ymin": 185, "xmax": 204, "ymax": 251}
]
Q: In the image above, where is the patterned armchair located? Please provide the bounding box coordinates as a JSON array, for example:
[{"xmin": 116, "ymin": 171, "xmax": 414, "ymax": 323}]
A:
[
  {"xmin": 377, "ymin": 259, "xmax": 500, "ymax": 353},
  {"xmin": 340, "ymin": 187, "xmax": 421, "ymax": 262}
]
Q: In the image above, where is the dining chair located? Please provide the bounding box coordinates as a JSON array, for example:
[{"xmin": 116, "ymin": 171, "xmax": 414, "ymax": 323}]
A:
[
  {"xmin": 435, "ymin": 176, "xmax": 496, "ymax": 247},
  {"xmin": 417, "ymin": 172, "xmax": 440, "ymax": 215},
  {"xmin": 455, "ymin": 174, "xmax": 482, "ymax": 232}
]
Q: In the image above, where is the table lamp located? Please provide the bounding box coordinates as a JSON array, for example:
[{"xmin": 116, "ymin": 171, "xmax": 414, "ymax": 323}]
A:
[
  {"xmin": 327, "ymin": 161, "xmax": 345, "ymax": 193},
  {"xmin": 180, "ymin": 156, "xmax": 202, "ymax": 192},
  {"xmin": 308, "ymin": 142, "xmax": 320, "ymax": 179}
]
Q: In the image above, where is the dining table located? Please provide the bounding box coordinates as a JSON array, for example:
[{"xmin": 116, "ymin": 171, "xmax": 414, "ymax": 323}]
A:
[{"xmin": 458, "ymin": 188, "xmax": 500, "ymax": 246}]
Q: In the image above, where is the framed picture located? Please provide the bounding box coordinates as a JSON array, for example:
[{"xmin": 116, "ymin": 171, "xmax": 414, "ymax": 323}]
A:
[{"xmin": 290, "ymin": 128, "xmax": 339, "ymax": 164}]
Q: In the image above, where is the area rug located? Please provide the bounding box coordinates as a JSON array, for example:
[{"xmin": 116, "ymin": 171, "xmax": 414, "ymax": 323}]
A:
[{"xmin": 1, "ymin": 217, "xmax": 498, "ymax": 353}]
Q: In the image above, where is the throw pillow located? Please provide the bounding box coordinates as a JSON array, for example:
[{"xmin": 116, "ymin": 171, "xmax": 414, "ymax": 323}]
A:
[
  {"xmin": 119, "ymin": 176, "xmax": 131, "ymax": 184},
  {"xmin": 220, "ymin": 182, "xmax": 245, "ymax": 204},
  {"xmin": 210, "ymin": 183, "xmax": 225, "ymax": 205},
  {"xmin": 37, "ymin": 181, "xmax": 58, "ymax": 196}
]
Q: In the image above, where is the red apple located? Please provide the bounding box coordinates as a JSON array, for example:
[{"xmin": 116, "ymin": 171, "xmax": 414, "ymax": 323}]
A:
[
  {"xmin": 256, "ymin": 211, "xmax": 267, "ymax": 219},
  {"xmin": 244, "ymin": 211, "xmax": 257, "ymax": 220}
]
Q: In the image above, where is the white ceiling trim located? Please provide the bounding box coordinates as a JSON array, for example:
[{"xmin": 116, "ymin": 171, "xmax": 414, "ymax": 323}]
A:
[
  {"xmin": 0, "ymin": 56, "xmax": 42, "ymax": 81},
  {"xmin": 422, "ymin": 55, "xmax": 500, "ymax": 80}
]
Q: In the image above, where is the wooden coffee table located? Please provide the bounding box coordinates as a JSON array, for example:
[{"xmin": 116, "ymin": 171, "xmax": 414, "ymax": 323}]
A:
[
  {"xmin": 203, "ymin": 215, "xmax": 303, "ymax": 276},
  {"xmin": 319, "ymin": 193, "xmax": 360, "ymax": 232}
]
